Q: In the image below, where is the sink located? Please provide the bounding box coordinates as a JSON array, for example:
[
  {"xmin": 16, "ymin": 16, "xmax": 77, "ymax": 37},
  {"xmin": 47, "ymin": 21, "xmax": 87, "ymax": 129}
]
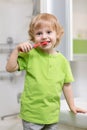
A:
[{"xmin": 59, "ymin": 98, "xmax": 87, "ymax": 128}]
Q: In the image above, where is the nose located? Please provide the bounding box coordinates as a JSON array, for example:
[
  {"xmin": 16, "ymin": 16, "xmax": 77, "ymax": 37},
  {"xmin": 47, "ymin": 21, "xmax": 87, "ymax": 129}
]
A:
[{"xmin": 42, "ymin": 33, "xmax": 47, "ymax": 39}]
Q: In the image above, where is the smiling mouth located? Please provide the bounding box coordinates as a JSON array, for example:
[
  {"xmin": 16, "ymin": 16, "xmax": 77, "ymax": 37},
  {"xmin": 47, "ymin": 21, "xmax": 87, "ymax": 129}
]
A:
[
  {"xmin": 41, "ymin": 41, "xmax": 50, "ymax": 46},
  {"xmin": 41, "ymin": 41, "xmax": 48, "ymax": 45}
]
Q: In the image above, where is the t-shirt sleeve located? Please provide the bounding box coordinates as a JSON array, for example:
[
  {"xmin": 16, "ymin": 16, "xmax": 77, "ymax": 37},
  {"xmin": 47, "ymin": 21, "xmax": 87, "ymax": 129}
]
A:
[
  {"xmin": 64, "ymin": 59, "xmax": 74, "ymax": 83},
  {"xmin": 17, "ymin": 52, "xmax": 29, "ymax": 71}
]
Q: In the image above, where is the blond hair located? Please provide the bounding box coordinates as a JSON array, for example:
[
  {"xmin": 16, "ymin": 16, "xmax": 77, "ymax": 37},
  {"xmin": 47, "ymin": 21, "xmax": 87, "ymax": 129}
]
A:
[{"xmin": 28, "ymin": 13, "xmax": 64, "ymax": 47}]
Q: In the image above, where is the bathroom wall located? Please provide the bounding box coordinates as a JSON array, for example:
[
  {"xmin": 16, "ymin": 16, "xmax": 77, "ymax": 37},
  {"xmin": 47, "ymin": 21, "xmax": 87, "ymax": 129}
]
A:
[
  {"xmin": 0, "ymin": 0, "xmax": 34, "ymax": 117},
  {"xmin": 70, "ymin": 61, "xmax": 87, "ymax": 99},
  {"xmin": 61, "ymin": 61, "xmax": 87, "ymax": 100},
  {"xmin": 0, "ymin": 0, "xmax": 33, "ymax": 43},
  {"xmin": 0, "ymin": 73, "xmax": 24, "ymax": 117},
  {"xmin": 73, "ymin": 0, "xmax": 87, "ymax": 39}
]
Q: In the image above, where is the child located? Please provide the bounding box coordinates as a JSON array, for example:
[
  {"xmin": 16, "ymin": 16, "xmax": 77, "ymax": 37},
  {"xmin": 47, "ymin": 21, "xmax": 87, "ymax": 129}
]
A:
[{"xmin": 6, "ymin": 13, "xmax": 87, "ymax": 130}]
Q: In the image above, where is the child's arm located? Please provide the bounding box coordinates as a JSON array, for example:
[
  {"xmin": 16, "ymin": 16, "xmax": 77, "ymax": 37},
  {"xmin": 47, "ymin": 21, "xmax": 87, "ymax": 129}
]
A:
[
  {"xmin": 6, "ymin": 48, "xmax": 19, "ymax": 72},
  {"xmin": 63, "ymin": 83, "xmax": 87, "ymax": 114},
  {"xmin": 6, "ymin": 42, "xmax": 32, "ymax": 72}
]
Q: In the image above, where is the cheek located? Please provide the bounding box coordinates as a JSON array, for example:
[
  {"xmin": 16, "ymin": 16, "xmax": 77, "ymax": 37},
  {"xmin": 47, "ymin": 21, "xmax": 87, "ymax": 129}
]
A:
[
  {"xmin": 35, "ymin": 36, "xmax": 42, "ymax": 42},
  {"xmin": 35, "ymin": 37, "xmax": 39, "ymax": 41},
  {"xmin": 34, "ymin": 36, "xmax": 39, "ymax": 42}
]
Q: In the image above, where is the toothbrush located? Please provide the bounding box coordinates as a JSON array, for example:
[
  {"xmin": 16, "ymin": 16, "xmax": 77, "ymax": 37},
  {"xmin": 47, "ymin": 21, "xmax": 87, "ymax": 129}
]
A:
[
  {"xmin": 33, "ymin": 41, "xmax": 48, "ymax": 48},
  {"xmin": 20, "ymin": 41, "xmax": 48, "ymax": 52}
]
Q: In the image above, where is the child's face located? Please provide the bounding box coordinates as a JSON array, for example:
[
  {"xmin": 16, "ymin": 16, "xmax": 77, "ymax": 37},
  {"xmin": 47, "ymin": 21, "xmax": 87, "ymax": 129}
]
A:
[{"xmin": 34, "ymin": 26, "xmax": 57, "ymax": 51}]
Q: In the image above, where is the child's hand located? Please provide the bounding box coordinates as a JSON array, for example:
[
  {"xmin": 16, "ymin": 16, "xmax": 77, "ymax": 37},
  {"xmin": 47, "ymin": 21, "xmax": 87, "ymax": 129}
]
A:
[
  {"xmin": 17, "ymin": 42, "xmax": 32, "ymax": 52},
  {"xmin": 71, "ymin": 106, "xmax": 87, "ymax": 114}
]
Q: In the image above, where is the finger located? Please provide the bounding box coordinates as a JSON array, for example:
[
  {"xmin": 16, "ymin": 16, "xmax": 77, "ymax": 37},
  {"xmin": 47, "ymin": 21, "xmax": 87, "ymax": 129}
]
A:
[{"xmin": 22, "ymin": 44, "xmax": 32, "ymax": 52}]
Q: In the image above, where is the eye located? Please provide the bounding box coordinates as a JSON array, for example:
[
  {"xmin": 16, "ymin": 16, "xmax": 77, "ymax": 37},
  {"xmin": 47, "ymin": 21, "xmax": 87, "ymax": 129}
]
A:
[
  {"xmin": 36, "ymin": 32, "xmax": 42, "ymax": 36},
  {"xmin": 47, "ymin": 31, "xmax": 52, "ymax": 34}
]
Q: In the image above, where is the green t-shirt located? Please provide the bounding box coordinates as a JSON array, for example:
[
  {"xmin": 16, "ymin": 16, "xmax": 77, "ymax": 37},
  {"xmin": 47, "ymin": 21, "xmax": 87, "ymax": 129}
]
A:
[{"xmin": 18, "ymin": 48, "xmax": 74, "ymax": 124}]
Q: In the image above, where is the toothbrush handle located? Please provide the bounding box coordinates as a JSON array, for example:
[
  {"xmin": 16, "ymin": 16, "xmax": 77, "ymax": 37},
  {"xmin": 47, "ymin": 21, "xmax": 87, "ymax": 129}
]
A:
[
  {"xmin": 33, "ymin": 41, "xmax": 47, "ymax": 48},
  {"xmin": 20, "ymin": 42, "xmax": 47, "ymax": 52},
  {"xmin": 33, "ymin": 43, "xmax": 40, "ymax": 48},
  {"xmin": 19, "ymin": 43, "xmax": 40, "ymax": 52}
]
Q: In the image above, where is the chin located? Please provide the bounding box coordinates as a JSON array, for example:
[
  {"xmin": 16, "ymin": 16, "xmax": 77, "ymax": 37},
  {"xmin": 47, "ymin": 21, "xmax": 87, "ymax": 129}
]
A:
[{"xmin": 41, "ymin": 47, "xmax": 52, "ymax": 51}]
